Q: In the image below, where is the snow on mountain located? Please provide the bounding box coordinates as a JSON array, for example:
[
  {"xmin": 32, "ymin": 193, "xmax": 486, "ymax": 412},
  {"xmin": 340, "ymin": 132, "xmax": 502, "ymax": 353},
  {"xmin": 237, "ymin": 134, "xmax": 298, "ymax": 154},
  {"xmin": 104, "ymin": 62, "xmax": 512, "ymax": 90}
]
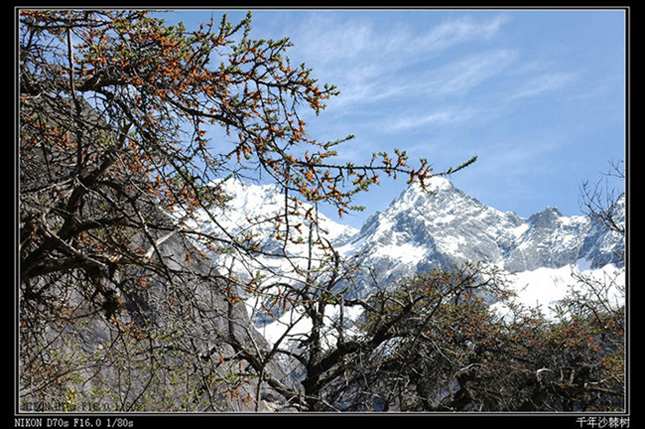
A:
[
  {"xmin": 341, "ymin": 177, "xmax": 624, "ymax": 300},
  {"xmin": 342, "ymin": 177, "xmax": 526, "ymax": 293},
  {"xmin": 192, "ymin": 176, "xmax": 624, "ymax": 328},
  {"xmin": 186, "ymin": 178, "xmax": 358, "ymax": 308},
  {"xmin": 187, "ymin": 178, "xmax": 357, "ymax": 252}
]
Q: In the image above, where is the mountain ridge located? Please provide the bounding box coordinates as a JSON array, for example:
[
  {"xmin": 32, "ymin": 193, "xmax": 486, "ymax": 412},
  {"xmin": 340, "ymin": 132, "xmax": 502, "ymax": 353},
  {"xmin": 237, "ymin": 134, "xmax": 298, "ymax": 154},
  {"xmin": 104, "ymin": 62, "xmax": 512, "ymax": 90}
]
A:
[
  {"xmin": 334, "ymin": 178, "xmax": 620, "ymax": 294},
  {"xmin": 202, "ymin": 176, "xmax": 624, "ymax": 304}
]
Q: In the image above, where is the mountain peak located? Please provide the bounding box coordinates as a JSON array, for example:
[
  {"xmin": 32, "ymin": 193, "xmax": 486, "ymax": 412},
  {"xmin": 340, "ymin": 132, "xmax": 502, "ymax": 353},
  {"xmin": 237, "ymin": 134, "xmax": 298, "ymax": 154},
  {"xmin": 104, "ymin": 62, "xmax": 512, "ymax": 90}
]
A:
[
  {"xmin": 424, "ymin": 176, "xmax": 454, "ymax": 192},
  {"xmin": 541, "ymin": 206, "xmax": 562, "ymax": 216},
  {"xmin": 395, "ymin": 176, "xmax": 460, "ymax": 209},
  {"xmin": 404, "ymin": 176, "xmax": 455, "ymax": 195},
  {"xmin": 528, "ymin": 206, "xmax": 563, "ymax": 228}
]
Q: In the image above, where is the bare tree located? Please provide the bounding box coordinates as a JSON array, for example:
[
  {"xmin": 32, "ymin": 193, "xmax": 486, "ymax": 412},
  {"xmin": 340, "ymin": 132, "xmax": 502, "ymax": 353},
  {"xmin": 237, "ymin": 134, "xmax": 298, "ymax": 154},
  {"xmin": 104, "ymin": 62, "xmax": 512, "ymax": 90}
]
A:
[{"xmin": 579, "ymin": 160, "xmax": 625, "ymax": 237}]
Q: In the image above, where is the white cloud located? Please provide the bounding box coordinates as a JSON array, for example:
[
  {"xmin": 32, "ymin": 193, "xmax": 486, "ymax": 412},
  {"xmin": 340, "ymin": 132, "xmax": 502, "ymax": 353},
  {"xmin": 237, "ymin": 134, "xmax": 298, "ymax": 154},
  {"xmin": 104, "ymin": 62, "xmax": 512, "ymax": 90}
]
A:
[
  {"xmin": 420, "ymin": 49, "xmax": 518, "ymax": 98},
  {"xmin": 321, "ymin": 48, "xmax": 518, "ymax": 114},
  {"xmin": 286, "ymin": 13, "xmax": 512, "ymax": 107},
  {"xmin": 415, "ymin": 14, "xmax": 510, "ymax": 54},
  {"xmin": 390, "ymin": 106, "xmax": 479, "ymax": 131},
  {"xmin": 291, "ymin": 13, "xmax": 509, "ymax": 66},
  {"xmin": 508, "ymin": 72, "xmax": 576, "ymax": 101},
  {"xmin": 278, "ymin": 11, "xmax": 581, "ymax": 175}
]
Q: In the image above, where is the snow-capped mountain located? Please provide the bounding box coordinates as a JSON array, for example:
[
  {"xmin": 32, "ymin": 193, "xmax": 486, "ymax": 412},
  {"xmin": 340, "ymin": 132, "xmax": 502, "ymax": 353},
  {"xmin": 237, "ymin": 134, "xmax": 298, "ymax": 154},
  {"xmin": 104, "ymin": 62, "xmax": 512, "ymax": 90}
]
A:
[
  {"xmin": 192, "ymin": 177, "xmax": 624, "ymax": 324},
  {"xmin": 340, "ymin": 177, "xmax": 624, "ymax": 297}
]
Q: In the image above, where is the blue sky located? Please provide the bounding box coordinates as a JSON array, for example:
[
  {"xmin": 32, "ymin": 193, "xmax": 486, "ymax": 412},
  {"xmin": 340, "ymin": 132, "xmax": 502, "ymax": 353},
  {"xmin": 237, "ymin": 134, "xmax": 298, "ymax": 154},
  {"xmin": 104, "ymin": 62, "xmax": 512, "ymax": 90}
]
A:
[{"xmin": 165, "ymin": 8, "xmax": 626, "ymax": 228}]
